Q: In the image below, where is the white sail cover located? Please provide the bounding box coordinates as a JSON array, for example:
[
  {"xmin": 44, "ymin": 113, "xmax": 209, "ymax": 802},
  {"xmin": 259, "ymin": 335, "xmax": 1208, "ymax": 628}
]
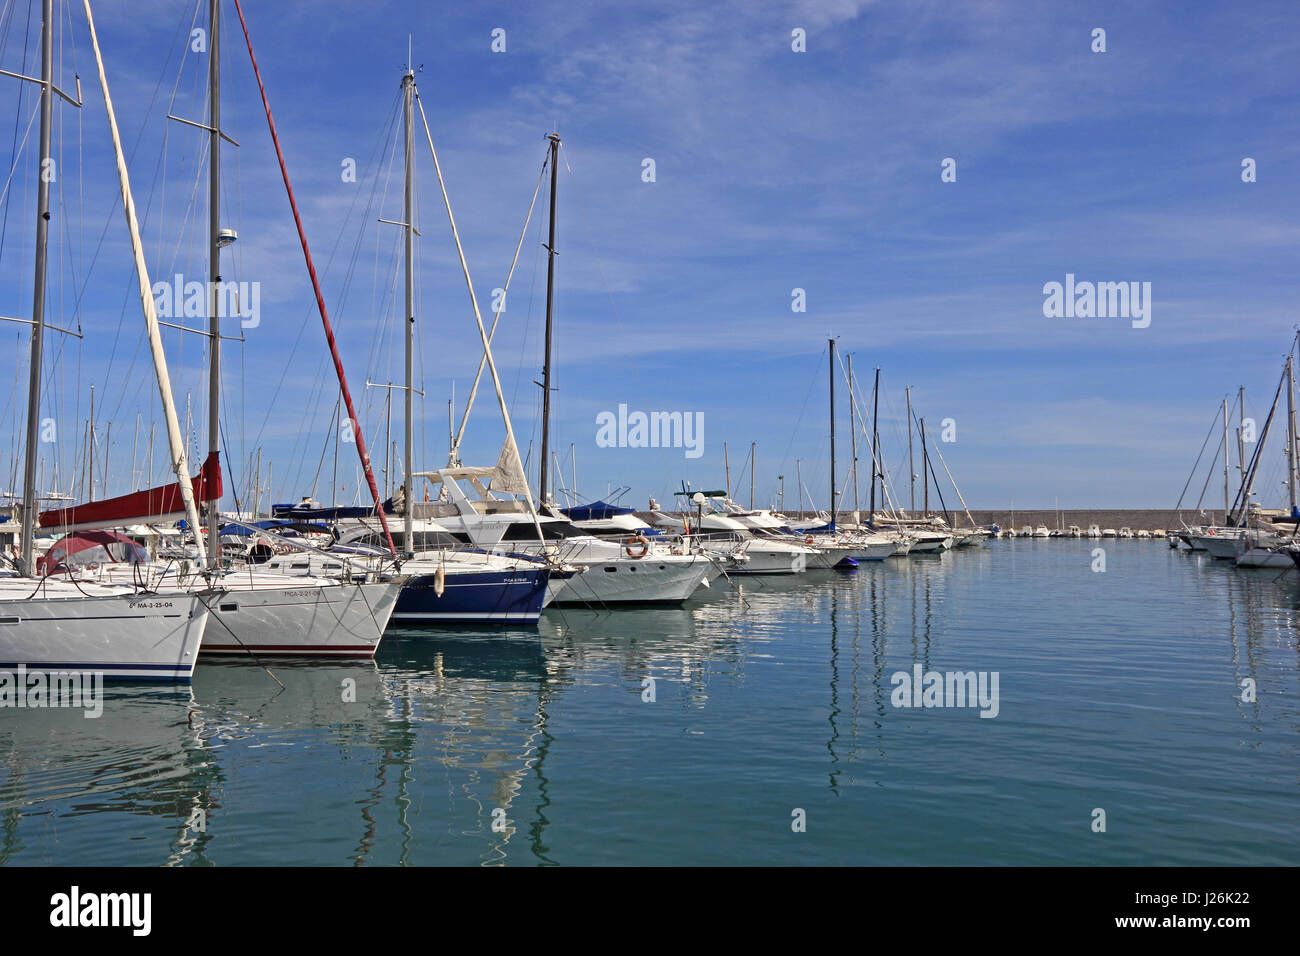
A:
[{"xmin": 493, "ymin": 438, "xmax": 530, "ymax": 495}]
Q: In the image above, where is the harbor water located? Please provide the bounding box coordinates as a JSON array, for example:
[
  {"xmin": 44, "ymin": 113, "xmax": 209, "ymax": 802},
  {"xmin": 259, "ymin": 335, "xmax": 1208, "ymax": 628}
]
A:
[{"xmin": 1, "ymin": 538, "xmax": 1295, "ymax": 866}]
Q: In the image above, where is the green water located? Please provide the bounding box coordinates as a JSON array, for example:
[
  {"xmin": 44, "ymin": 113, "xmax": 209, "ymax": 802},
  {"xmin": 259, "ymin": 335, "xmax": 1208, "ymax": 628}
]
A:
[{"xmin": 0, "ymin": 539, "xmax": 1295, "ymax": 865}]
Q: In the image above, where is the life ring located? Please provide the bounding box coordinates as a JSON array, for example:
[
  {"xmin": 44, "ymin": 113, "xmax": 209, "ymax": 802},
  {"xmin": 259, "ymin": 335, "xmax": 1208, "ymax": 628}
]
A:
[
  {"xmin": 805, "ymin": 536, "xmax": 814, "ymax": 546},
  {"xmin": 625, "ymin": 535, "xmax": 650, "ymax": 559}
]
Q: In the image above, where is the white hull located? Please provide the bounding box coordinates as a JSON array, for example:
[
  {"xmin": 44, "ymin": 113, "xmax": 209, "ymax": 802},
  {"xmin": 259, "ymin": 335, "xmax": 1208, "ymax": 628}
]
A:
[
  {"xmin": 727, "ymin": 540, "xmax": 818, "ymax": 574},
  {"xmin": 1194, "ymin": 534, "xmax": 1243, "ymax": 560},
  {"xmin": 199, "ymin": 580, "xmax": 403, "ymax": 657},
  {"xmin": 1235, "ymin": 548, "xmax": 1292, "ymax": 568},
  {"xmin": 844, "ymin": 537, "xmax": 897, "ymax": 561},
  {"xmin": 909, "ymin": 532, "xmax": 951, "ymax": 553},
  {"xmin": 0, "ymin": 580, "xmax": 207, "ymax": 681},
  {"xmin": 547, "ymin": 554, "xmax": 717, "ymax": 605}
]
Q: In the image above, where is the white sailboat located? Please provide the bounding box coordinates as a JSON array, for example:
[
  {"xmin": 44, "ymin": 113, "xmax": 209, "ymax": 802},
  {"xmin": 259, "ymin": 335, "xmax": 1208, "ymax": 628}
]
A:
[
  {"xmin": 0, "ymin": 1, "xmax": 210, "ymax": 681},
  {"xmin": 44, "ymin": 1, "xmax": 405, "ymax": 659}
]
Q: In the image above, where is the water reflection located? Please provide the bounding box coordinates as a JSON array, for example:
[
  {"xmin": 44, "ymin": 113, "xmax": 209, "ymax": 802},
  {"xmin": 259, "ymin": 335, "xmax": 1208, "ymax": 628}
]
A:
[{"xmin": 0, "ymin": 543, "xmax": 1297, "ymax": 865}]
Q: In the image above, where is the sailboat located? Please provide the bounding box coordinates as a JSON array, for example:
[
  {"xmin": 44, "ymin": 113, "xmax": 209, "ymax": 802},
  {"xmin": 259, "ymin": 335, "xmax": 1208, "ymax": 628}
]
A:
[
  {"xmin": 396, "ymin": 127, "xmax": 723, "ymax": 605},
  {"xmin": 38, "ymin": 0, "xmax": 406, "ymax": 658},
  {"xmin": 0, "ymin": 0, "xmax": 209, "ymax": 681}
]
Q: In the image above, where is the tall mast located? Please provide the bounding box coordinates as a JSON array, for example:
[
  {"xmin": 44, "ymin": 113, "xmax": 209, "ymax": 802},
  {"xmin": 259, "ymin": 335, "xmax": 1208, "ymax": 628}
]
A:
[
  {"xmin": 749, "ymin": 440, "xmax": 755, "ymax": 510},
  {"xmin": 205, "ymin": 0, "xmax": 221, "ymax": 566},
  {"xmin": 920, "ymin": 416, "xmax": 929, "ymax": 516},
  {"xmin": 17, "ymin": 0, "xmax": 55, "ymax": 576},
  {"xmin": 848, "ymin": 353, "xmax": 859, "ymax": 518},
  {"xmin": 869, "ymin": 366, "xmax": 880, "ymax": 518},
  {"xmin": 828, "ymin": 338, "xmax": 835, "ymax": 526},
  {"xmin": 84, "ymin": 0, "xmax": 206, "ymax": 566},
  {"xmin": 539, "ymin": 132, "xmax": 560, "ymax": 505},
  {"xmin": 401, "ymin": 67, "xmax": 414, "ymax": 554},
  {"xmin": 1222, "ymin": 397, "xmax": 1230, "ymax": 523},
  {"xmin": 723, "ymin": 441, "xmax": 730, "ymax": 498},
  {"xmin": 905, "ymin": 385, "xmax": 914, "ymax": 514},
  {"xmin": 1288, "ymin": 354, "xmax": 1297, "ymax": 514},
  {"xmin": 88, "ymin": 386, "xmax": 95, "ymax": 501},
  {"xmin": 384, "ymin": 385, "xmax": 392, "ymax": 499},
  {"xmin": 1237, "ymin": 386, "xmax": 1246, "ymax": 491}
]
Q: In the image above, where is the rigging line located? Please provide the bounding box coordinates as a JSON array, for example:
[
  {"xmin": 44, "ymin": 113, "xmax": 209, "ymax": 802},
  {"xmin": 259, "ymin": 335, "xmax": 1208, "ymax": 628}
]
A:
[
  {"xmin": 66, "ymin": 0, "xmax": 199, "ymax": 352},
  {"xmin": 776, "ymin": 344, "xmax": 828, "ymax": 484},
  {"xmin": 1174, "ymin": 402, "xmax": 1229, "ymax": 512},
  {"xmin": 0, "ymin": 0, "xmax": 32, "ymax": 267},
  {"xmin": 451, "ymin": 147, "xmax": 549, "ymax": 460},
  {"xmin": 0, "ymin": 98, "xmax": 38, "ymax": 208},
  {"xmin": 308, "ymin": 391, "xmax": 341, "ymax": 500},
  {"xmin": 361, "ymin": 92, "xmax": 403, "ymax": 409},
  {"xmin": 232, "ymin": 0, "xmax": 396, "ymax": 557},
  {"xmin": 413, "ymin": 89, "xmax": 546, "ymax": 542},
  {"xmin": 246, "ymin": 90, "xmax": 402, "ymax": 463},
  {"xmin": 1192, "ymin": 416, "xmax": 1226, "ymax": 515}
]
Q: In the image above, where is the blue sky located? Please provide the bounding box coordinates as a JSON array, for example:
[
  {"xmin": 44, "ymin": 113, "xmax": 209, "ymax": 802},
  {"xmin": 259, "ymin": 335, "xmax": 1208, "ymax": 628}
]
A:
[{"xmin": 1, "ymin": 0, "xmax": 1298, "ymax": 514}]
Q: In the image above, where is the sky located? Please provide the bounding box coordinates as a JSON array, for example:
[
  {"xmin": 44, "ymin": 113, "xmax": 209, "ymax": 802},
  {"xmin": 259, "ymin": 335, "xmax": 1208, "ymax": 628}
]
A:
[{"xmin": 1, "ymin": 0, "xmax": 1298, "ymax": 515}]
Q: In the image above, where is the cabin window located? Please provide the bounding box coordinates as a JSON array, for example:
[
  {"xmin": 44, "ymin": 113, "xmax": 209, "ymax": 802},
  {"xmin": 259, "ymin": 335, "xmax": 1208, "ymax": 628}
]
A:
[{"xmin": 604, "ymin": 566, "xmax": 617, "ymax": 572}]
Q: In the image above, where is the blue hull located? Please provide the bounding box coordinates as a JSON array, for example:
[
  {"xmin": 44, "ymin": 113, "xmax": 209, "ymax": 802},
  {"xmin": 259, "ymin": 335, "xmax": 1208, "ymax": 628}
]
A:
[{"xmin": 390, "ymin": 568, "xmax": 549, "ymax": 625}]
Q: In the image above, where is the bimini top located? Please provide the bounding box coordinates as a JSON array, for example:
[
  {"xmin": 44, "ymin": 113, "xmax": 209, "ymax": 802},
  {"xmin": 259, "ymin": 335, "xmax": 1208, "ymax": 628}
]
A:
[
  {"xmin": 37, "ymin": 530, "xmax": 148, "ymax": 575},
  {"xmin": 563, "ymin": 500, "xmax": 637, "ymax": 522}
]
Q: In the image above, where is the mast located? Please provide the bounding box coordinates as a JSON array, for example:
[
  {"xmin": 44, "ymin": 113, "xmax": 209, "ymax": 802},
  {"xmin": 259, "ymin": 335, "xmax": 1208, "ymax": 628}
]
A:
[
  {"xmin": 204, "ymin": 0, "xmax": 222, "ymax": 565},
  {"xmin": 828, "ymin": 338, "xmax": 835, "ymax": 527},
  {"xmin": 920, "ymin": 416, "xmax": 929, "ymax": 516},
  {"xmin": 869, "ymin": 366, "xmax": 880, "ymax": 519},
  {"xmin": 130, "ymin": 413, "xmax": 139, "ymax": 491},
  {"xmin": 84, "ymin": 0, "xmax": 206, "ymax": 566},
  {"xmin": 796, "ymin": 459, "xmax": 802, "ymax": 519},
  {"xmin": 1289, "ymin": 353, "xmax": 1298, "ymax": 515},
  {"xmin": 17, "ymin": 0, "xmax": 55, "ymax": 576},
  {"xmin": 401, "ymin": 66, "xmax": 414, "ymax": 554},
  {"xmin": 750, "ymin": 440, "xmax": 755, "ymax": 510},
  {"xmin": 906, "ymin": 385, "xmax": 914, "ymax": 514},
  {"xmin": 88, "ymin": 386, "xmax": 95, "ymax": 501},
  {"xmin": 723, "ymin": 441, "xmax": 730, "ymax": 499},
  {"xmin": 1237, "ymin": 386, "xmax": 1246, "ymax": 492},
  {"xmin": 539, "ymin": 132, "xmax": 560, "ymax": 505},
  {"xmin": 1222, "ymin": 398, "xmax": 1230, "ymax": 524},
  {"xmin": 384, "ymin": 385, "xmax": 392, "ymax": 499},
  {"xmin": 848, "ymin": 354, "xmax": 859, "ymax": 518},
  {"xmin": 232, "ymin": 0, "xmax": 396, "ymax": 555}
]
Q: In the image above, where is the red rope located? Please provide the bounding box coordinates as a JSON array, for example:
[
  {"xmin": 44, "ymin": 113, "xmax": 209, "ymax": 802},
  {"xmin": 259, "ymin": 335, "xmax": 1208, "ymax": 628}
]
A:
[{"xmin": 231, "ymin": 0, "xmax": 397, "ymax": 559}]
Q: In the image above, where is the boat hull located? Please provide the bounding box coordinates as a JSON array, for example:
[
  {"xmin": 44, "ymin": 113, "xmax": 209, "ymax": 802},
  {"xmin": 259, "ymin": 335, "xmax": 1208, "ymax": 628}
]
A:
[
  {"xmin": 390, "ymin": 568, "xmax": 550, "ymax": 625},
  {"xmin": 200, "ymin": 581, "xmax": 402, "ymax": 656},
  {"xmin": 548, "ymin": 555, "xmax": 714, "ymax": 605},
  {"xmin": 0, "ymin": 588, "xmax": 207, "ymax": 681}
]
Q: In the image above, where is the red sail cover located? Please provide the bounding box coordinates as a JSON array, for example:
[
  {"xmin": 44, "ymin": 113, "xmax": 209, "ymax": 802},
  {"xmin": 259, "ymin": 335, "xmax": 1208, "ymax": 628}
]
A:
[{"xmin": 38, "ymin": 452, "xmax": 222, "ymax": 531}]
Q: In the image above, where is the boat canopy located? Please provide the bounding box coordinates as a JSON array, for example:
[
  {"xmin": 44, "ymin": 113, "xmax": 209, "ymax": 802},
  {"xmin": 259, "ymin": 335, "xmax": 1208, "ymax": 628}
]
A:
[
  {"xmin": 38, "ymin": 452, "xmax": 221, "ymax": 533},
  {"xmin": 36, "ymin": 530, "xmax": 148, "ymax": 574},
  {"xmin": 221, "ymin": 519, "xmax": 332, "ymax": 537},
  {"xmin": 563, "ymin": 500, "xmax": 636, "ymax": 522},
  {"xmin": 271, "ymin": 502, "xmax": 382, "ymax": 520}
]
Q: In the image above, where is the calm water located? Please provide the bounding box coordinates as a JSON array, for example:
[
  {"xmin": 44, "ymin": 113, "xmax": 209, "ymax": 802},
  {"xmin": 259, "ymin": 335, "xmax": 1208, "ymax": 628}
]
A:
[{"xmin": 1, "ymin": 539, "xmax": 1296, "ymax": 866}]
